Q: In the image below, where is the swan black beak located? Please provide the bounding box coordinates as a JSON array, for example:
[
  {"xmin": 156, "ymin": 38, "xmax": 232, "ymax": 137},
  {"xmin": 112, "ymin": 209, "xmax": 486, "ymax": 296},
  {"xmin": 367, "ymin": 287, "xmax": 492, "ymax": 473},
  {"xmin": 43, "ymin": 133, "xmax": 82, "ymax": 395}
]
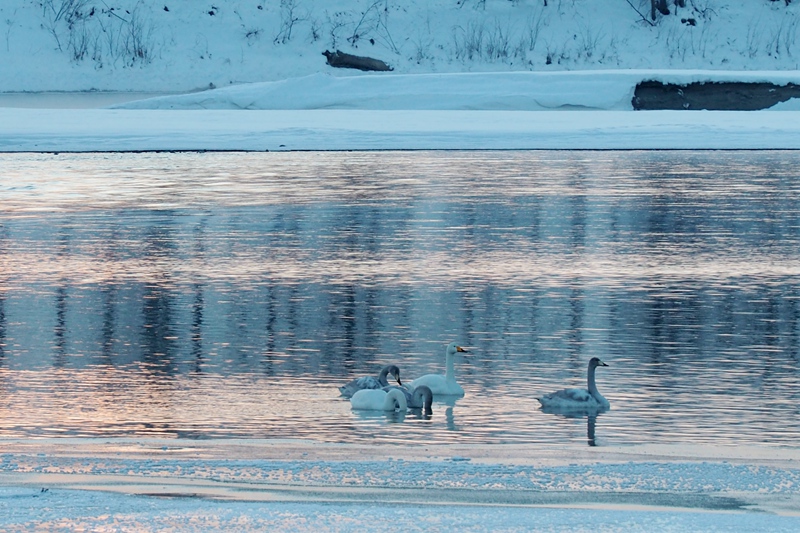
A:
[
  {"xmin": 457, "ymin": 346, "xmax": 468, "ymax": 353},
  {"xmin": 600, "ymin": 360, "xmax": 609, "ymax": 367}
]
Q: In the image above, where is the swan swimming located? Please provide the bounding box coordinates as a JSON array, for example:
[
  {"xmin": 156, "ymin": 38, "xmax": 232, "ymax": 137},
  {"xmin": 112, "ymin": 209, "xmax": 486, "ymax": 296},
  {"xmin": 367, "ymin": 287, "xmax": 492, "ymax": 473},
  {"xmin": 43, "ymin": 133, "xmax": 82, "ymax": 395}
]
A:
[
  {"xmin": 350, "ymin": 388, "xmax": 408, "ymax": 411},
  {"xmin": 385, "ymin": 385, "xmax": 434, "ymax": 415},
  {"xmin": 410, "ymin": 342, "xmax": 468, "ymax": 396},
  {"xmin": 537, "ymin": 357, "xmax": 610, "ymax": 411},
  {"xmin": 339, "ymin": 364, "xmax": 402, "ymax": 398}
]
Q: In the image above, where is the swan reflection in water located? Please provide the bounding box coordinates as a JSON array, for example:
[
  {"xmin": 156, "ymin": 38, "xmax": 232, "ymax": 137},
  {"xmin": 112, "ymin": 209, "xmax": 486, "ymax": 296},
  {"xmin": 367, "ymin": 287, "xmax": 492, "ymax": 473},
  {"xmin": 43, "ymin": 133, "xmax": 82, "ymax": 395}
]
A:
[
  {"xmin": 352, "ymin": 408, "xmax": 408, "ymax": 423},
  {"xmin": 432, "ymin": 395, "xmax": 460, "ymax": 431},
  {"xmin": 350, "ymin": 405, "xmax": 439, "ymax": 423},
  {"xmin": 540, "ymin": 406, "xmax": 608, "ymax": 447}
]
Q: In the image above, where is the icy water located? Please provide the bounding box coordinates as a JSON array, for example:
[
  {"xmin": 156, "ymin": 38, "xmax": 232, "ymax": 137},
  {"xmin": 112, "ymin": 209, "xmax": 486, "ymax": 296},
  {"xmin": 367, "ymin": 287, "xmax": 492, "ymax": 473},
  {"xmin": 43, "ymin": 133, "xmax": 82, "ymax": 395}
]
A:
[{"xmin": 1, "ymin": 150, "xmax": 799, "ymax": 448}]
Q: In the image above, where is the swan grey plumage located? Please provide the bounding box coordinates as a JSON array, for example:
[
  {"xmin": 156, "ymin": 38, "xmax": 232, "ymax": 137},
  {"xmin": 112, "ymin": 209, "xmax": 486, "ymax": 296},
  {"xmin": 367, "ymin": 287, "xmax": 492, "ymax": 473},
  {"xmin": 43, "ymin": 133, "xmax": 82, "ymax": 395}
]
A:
[
  {"xmin": 339, "ymin": 364, "xmax": 402, "ymax": 398},
  {"xmin": 350, "ymin": 388, "xmax": 408, "ymax": 411},
  {"xmin": 409, "ymin": 343, "xmax": 467, "ymax": 396},
  {"xmin": 537, "ymin": 357, "xmax": 610, "ymax": 411}
]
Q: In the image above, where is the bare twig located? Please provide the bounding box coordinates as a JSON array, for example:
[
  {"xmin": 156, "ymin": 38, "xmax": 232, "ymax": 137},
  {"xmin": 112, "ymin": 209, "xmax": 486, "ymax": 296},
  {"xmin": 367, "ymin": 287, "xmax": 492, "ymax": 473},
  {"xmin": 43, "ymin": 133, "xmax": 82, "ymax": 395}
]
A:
[{"xmin": 624, "ymin": 0, "xmax": 656, "ymax": 27}]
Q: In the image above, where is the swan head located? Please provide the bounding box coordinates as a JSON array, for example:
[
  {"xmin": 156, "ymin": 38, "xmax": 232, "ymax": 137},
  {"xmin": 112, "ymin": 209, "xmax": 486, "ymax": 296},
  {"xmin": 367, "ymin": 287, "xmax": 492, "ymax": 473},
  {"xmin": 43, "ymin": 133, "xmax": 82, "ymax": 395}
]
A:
[
  {"xmin": 379, "ymin": 364, "xmax": 403, "ymax": 386},
  {"xmin": 446, "ymin": 342, "xmax": 468, "ymax": 355},
  {"xmin": 589, "ymin": 357, "xmax": 608, "ymax": 368},
  {"xmin": 387, "ymin": 364, "xmax": 402, "ymax": 386}
]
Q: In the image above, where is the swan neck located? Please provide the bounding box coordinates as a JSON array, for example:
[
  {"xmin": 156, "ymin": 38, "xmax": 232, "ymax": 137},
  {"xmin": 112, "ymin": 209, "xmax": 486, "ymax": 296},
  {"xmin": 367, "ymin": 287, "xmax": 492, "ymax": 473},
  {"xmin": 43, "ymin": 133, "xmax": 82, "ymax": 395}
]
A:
[
  {"xmin": 445, "ymin": 350, "xmax": 456, "ymax": 383},
  {"xmin": 414, "ymin": 389, "xmax": 433, "ymax": 410},
  {"xmin": 385, "ymin": 389, "xmax": 406, "ymax": 411},
  {"xmin": 587, "ymin": 365, "xmax": 599, "ymax": 396}
]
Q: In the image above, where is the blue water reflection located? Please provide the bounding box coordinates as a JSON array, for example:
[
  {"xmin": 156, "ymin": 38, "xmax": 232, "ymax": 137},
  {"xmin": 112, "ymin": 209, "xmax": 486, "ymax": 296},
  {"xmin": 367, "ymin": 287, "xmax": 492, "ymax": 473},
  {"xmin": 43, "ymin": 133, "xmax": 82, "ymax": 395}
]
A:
[{"xmin": 0, "ymin": 150, "xmax": 799, "ymax": 447}]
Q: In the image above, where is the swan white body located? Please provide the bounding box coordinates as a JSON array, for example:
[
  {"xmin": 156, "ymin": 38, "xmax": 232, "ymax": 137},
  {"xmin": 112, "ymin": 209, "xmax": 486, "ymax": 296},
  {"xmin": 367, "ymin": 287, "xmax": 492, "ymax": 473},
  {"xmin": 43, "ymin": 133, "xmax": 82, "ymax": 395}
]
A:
[
  {"xmin": 350, "ymin": 388, "xmax": 408, "ymax": 411},
  {"xmin": 410, "ymin": 343, "xmax": 467, "ymax": 396},
  {"xmin": 538, "ymin": 357, "xmax": 610, "ymax": 411},
  {"xmin": 339, "ymin": 364, "xmax": 402, "ymax": 398}
]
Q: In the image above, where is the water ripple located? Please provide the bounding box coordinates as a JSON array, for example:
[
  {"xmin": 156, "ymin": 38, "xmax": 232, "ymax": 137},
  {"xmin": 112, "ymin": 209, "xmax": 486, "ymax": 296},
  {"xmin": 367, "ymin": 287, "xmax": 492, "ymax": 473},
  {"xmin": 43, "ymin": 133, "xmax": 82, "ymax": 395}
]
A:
[{"xmin": 1, "ymin": 150, "xmax": 799, "ymax": 447}]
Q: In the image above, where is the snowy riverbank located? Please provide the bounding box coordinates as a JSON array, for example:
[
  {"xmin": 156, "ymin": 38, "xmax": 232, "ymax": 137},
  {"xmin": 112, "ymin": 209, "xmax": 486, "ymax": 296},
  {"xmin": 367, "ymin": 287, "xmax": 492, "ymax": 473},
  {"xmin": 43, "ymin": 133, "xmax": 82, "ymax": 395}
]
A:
[
  {"xmin": 4, "ymin": 107, "xmax": 800, "ymax": 152},
  {"xmin": 2, "ymin": 70, "xmax": 800, "ymax": 152},
  {"xmin": 2, "ymin": 439, "xmax": 800, "ymax": 531}
]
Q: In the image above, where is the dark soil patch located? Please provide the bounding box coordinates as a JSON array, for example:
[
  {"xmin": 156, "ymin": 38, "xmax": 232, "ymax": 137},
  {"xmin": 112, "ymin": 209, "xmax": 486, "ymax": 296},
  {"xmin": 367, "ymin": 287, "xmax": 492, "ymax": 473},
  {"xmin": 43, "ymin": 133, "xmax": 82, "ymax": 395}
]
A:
[{"xmin": 632, "ymin": 81, "xmax": 800, "ymax": 110}]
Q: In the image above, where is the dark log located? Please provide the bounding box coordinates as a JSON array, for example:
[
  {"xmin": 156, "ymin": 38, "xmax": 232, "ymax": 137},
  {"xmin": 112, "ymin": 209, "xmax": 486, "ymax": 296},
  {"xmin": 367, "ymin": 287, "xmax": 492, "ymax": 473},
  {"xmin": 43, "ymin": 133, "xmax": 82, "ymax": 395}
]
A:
[{"xmin": 322, "ymin": 50, "xmax": 393, "ymax": 72}]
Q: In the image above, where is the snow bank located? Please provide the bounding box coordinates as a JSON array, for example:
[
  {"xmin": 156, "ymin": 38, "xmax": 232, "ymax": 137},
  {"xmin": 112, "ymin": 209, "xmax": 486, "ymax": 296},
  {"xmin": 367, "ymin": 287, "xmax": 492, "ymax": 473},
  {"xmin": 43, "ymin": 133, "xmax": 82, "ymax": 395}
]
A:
[
  {"xmin": 4, "ymin": 1, "xmax": 800, "ymax": 93},
  {"xmin": 3, "ymin": 486, "xmax": 798, "ymax": 533},
  {"xmin": 113, "ymin": 70, "xmax": 800, "ymax": 111},
  {"xmin": 2, "ymin": 107, "xmax": 799, "ymax": 152},
  {"xmin": 3, "ymin": 70, "xmax": 800, "ymax": 152},
  {"xmin": 2, "ymin": 438, "xmax": 800, "ymax": 531}
]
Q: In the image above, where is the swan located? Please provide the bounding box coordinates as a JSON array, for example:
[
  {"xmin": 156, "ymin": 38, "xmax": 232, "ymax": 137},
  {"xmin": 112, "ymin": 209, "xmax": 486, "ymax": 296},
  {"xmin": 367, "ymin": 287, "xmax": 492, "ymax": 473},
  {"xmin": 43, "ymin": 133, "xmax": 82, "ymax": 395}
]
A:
[
  {"xmin": 350, "ymin": 388, "xmax": 408, "ymax": 411},
  {"xmin": 339, "ymin": 364, "xmax": 402, "ymax": 398},
  {"xmin": 410, "ymin": 342, "xmax": 468, "ymax": 396},
  {"xmin": 537, "ymin": 357, "xmax": 610, "ymax": 411},
  {"xmin": 385, "ymin": 385, "xmax": 434, "ymax": 415}
]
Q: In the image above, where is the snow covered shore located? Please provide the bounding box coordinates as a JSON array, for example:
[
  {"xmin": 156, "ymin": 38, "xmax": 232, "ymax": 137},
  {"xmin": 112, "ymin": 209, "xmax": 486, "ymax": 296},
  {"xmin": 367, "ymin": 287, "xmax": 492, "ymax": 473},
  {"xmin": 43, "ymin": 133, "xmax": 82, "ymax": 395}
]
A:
[
  {"xmin": 2, "ymin": 439, "xmax": 800, "ymax": 531},
  {"xmin": 108, "ymin": 70, "xmax": 800, "ymax": 111},
  {"xmin": 4, "ymin": 485, "xmax": 797, "ymax": 532},
  {"xmin": 2, "ymin": 70, "xmax": 800, "ymax": 152},
  {"xmin": 4, "ymin": 107, "xmax": 800, "ymax": 152}
]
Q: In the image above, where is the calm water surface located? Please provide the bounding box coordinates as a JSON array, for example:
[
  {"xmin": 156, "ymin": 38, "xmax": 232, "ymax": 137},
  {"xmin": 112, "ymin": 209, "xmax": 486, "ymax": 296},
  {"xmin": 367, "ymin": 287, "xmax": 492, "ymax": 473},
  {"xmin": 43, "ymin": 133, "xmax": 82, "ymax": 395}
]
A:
[{"xmin": 1, "ymin": 150, "xmax": 799, "ymax": 448}]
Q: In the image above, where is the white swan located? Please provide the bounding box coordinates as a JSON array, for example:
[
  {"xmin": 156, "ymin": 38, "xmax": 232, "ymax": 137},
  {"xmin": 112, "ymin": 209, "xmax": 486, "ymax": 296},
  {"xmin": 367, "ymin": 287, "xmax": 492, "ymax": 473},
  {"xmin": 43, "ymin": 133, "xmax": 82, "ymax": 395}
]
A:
[
  {"xmin": 350, "ymin": 388, "xmax": 408, "ymax": 411},
  {"xmin": 339, "ymin": 364, "xmax": 402, "ymax": 398},
  {"xmin": 537, "ymin": 357, "xmax": 610, "ymax": 411},
  {"xmin": 410, "ymin": 342, "xmax": 468, "ymax": 396},
  {"xmin": 385, "ymin": 385, "xmax": 434, "ymax": 415}
]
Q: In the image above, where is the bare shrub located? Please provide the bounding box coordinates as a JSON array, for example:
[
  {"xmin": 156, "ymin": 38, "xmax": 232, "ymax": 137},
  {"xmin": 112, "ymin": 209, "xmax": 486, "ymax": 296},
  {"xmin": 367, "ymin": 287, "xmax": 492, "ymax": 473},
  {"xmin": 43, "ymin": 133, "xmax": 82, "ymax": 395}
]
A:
[
  {"xmin": 525, "ymin": 8, "xmax": 546, "ymax": 52},
  {"xmin": 485, "ymin": 20, "xmax": 512, "ymax": 60},
  {"xmin": 348, "ymin": 0, "xmax": 382, "ymax": 46},
  {"xmin": 373, "ymin": 0, "xmax": 400, "ymax": 54},
  {"xmin": 275, "ymin": 0, "xmax": 308, "ymax": 44},
  {"xmin": 326, "ymin": 10, "xmax": 349, "ymax": 49},
  {"xmin": 309, "ymin": 17, "xmax": 322, "ymax": 42},
  {"xmin": 67, "ymin": 17, "xmax": 91, "ymax": 61},
  {"xmin": 765, "ymin": 14, "xmax": 800, "ymax": 58},
  {"xmin": 576, "ymin": 23, "xmax": 604, "ymax": 60},
  {"xmin": 40, "ymin": 0, "xmax": 91, "ymax": 51},
  {"xmin": 5, "ymin": 10, "xmax": 17, "ymax": 52},
  {"xmin": 123, "ymin": 5, "xmax": 154, "ymax": 63},
  {"xmin": 48, "ymin": 1, "xmax": 158, "ymax": 67},
  {"xmin": 745, "ymin": 19, "xmax": 763, "ymax": 59},
  {"xmin": 452, "ymin": 19, "xmax": 486, "ymax": 61}
]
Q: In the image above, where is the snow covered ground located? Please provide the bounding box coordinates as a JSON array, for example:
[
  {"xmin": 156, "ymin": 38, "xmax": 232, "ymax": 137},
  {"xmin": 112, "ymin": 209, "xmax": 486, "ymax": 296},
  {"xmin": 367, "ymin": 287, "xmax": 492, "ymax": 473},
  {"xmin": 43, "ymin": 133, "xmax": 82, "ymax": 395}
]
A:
[
  {"xmin": 2, "ymin": 69, "xmax": 800, "ymax": 152},
  {"xmin": 3, "ymin": 487, "xmax": 799, "ymax": 532},
  {"xmin": 3, "ymin": 1, "xmax": 800, "ymax": 92},
  {"xmin": 4, "ymin": 106, "xmax": 800, "ymax": 152},
  {"xmin": 2, "ymin": 439, "xmax": 800, "ymax": 531},
  {"xmin": 2, "ymin": 2, "xmax": 800, "ymax": 151}
]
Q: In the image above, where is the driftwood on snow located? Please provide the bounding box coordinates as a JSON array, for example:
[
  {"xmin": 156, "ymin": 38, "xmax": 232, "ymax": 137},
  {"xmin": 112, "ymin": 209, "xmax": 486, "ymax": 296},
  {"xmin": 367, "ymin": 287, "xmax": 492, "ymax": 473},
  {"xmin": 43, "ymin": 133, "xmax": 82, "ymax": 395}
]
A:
[{"xmin": 322, "ymin": 50, "xmax": 393, "ymax": 72}]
